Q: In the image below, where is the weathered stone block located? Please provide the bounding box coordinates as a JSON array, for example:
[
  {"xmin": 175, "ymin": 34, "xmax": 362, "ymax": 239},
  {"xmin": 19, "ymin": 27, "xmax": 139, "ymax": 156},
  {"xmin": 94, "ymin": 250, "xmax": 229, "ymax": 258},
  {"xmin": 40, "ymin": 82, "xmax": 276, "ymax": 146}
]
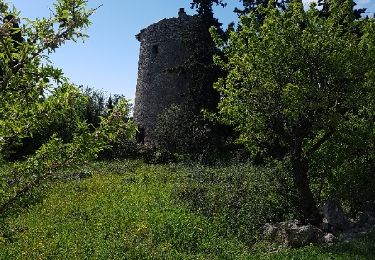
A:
[{"xmin": 323, "ymin": 199, "xmax": 350, "ymax": 232}]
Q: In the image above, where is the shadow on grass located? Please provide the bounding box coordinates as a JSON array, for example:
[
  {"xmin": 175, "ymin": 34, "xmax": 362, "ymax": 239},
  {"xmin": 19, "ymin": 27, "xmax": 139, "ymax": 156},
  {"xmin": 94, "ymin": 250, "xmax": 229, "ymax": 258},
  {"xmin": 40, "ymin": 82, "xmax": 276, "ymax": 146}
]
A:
[
  {"xmin": 323, "ymin": 231, "xmax": 375, "ymax": 259},
  {"xmin": 273, "ymin": 231, "xmax": 375, "ymax": 260}
]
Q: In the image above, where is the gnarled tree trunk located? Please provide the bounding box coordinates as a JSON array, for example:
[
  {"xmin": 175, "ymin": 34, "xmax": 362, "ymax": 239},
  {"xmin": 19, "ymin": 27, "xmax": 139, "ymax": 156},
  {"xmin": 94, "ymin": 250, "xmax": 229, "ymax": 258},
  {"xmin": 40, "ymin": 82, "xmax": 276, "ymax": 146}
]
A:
[{"xmin": 291, "ymin": 154, "xmax": 322, "ymax": 225}]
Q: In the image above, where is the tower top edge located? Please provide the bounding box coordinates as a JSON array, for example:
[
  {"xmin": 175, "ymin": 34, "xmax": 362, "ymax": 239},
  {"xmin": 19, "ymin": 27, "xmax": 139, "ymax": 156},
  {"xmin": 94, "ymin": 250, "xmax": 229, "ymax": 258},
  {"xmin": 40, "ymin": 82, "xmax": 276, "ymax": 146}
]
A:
[{"xmin": 135, "ymin": 8, "xmax": 199, "ymax": 41}]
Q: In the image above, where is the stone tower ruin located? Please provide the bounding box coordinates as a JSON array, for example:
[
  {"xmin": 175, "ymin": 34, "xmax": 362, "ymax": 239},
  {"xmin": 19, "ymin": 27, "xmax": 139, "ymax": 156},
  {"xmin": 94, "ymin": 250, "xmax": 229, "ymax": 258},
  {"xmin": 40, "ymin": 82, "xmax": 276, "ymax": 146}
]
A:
[{"xmin": 133, "ymin": 8, "xmax": 202, "ymax": 143}]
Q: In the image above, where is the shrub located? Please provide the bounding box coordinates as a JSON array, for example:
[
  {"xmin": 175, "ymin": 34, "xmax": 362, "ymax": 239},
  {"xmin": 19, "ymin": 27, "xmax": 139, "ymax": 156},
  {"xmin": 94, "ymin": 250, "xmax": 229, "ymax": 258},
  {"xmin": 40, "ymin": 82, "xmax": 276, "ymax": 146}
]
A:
[
  {"xmin": 2, "ymin": 86, "xmax": 133, "ymax": 161},
  {"xmin": 151, "ymin": 104, "xmax": 235, "ymax": 164}
]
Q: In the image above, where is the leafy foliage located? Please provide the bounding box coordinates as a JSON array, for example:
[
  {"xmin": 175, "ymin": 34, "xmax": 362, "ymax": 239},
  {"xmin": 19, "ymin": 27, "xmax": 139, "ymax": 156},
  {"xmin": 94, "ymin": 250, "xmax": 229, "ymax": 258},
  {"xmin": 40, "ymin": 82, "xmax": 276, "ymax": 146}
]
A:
[
  {"xmin": 317, "ymin": 0, "xmax": 366, "ymax": 19},
  {"xmin": 152, "ymin": 104, "xmax": 217, "ymax": 160},
  {"xmin": 234, "ymin": 0, "xmax": 291, "ymax": 21},
  {"xmin": 0, "ymin": 0, "xmax": 95, "ymax": 155},
  {"xmin": 212, "ymin": 0, "xmax": 375, "ymax": 222},
  {"xmin": 0, "ymin": 1, "xmax": 136, "ymax": 214},
  {"xmin": 190, "ymin": 0, "xmax": 227, "ymax": 19},
  {"xmin": 0, "ymin": 97, "xmax": 135, "ymax": 214}
]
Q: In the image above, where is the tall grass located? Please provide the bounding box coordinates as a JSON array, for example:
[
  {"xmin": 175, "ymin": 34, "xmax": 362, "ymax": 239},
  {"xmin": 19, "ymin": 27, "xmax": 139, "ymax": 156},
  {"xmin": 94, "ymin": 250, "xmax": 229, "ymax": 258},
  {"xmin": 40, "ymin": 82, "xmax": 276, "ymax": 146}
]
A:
[{"xmin": 0, "ymin": 160, "xmax": 374, "ymax": 259}]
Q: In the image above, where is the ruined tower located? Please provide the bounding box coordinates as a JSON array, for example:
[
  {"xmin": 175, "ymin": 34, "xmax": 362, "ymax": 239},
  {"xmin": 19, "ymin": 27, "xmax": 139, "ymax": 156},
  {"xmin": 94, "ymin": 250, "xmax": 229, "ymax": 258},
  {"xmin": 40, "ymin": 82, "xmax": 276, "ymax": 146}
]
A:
[{"xmin": 133, "ymin": 8, "xmax": 202, "ymax": 143}]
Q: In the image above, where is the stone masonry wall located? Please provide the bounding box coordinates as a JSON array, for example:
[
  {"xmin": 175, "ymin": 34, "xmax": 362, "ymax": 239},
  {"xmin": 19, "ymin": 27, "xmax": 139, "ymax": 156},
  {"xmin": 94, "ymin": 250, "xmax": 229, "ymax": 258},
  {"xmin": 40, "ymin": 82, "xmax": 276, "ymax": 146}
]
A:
[{"xmin": 134, "ymin": 9, "xmax": 203, "ymax": 143}]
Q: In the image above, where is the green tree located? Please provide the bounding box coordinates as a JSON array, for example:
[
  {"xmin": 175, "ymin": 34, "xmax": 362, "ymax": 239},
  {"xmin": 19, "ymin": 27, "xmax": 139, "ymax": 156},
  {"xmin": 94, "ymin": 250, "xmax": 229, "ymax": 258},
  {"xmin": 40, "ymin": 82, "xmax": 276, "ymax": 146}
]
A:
[
  {"xmin": 213, "ymin": 0, "xmax": 375, "ymax": 223},
  {"xmin": 82, "ymin": 87, "xmax": 106, "ymax": 128},
  {"xmin": 0, "ymin": 0, "xmax": 136, "ymax": 213},
  {"xmin": 187, "ymin": 0, "xmax": 224, "ymax": 114},
  {"xmin": 235, "ymin": 0, "xmax": 290, "ymax": 15},
  {"xmin": 317, "ymin": 0, "xmax": 366, "ymax": 19},
  {"xmin": 190, "ymin": 0, "xmax": 226, "ymax": 20}
]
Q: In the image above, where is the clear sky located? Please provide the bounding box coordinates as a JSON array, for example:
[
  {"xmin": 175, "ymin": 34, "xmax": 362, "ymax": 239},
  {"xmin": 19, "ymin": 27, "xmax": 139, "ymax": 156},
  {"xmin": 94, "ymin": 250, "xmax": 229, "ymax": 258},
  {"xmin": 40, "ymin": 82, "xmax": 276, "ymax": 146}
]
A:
[{"xmin": 9, "ymin": 0, "xmax": 375, "ymax": 102}]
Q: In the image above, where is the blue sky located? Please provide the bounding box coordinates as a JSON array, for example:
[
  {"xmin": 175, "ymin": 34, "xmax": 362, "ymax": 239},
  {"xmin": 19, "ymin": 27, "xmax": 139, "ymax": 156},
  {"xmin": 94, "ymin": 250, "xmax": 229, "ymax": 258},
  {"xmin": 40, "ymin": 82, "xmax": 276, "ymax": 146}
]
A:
[{"xmin": 9, "ymin": 0, "xmax": 375, "ymax": 102}]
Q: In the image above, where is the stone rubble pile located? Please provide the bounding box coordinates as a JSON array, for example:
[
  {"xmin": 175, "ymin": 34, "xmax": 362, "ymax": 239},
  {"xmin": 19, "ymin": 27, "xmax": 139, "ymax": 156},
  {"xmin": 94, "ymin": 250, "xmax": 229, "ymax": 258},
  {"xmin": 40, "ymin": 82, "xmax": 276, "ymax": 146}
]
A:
[{"xmin": 261, "ymin": 199, "xmax": 375, "ymax": 247}]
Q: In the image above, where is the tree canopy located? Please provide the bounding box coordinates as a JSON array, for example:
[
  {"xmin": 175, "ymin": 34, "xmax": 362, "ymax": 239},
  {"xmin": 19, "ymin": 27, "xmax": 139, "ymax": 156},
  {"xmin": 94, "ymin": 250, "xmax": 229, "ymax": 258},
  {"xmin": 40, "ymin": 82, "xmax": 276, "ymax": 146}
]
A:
[{"xmin": 213, "ymin": 0, "xmax": 375, "ymax": 223}]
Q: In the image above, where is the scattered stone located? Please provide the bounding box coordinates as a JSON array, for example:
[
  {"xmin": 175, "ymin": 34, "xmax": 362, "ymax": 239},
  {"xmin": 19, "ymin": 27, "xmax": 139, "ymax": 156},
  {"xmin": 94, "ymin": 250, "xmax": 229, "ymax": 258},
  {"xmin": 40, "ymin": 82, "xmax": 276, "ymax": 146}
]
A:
[
  {"xmin": 262, "ymin": 222, "xmax": 279, "ymax": 240},
  {"xmin": 62, "ymin": 171, "xmax": 92, "ymax": 181},
  {"xmin": 261, "ymin": 220, "xmax": 324, "ymax": 248},
  {"xmin": 287, "ymin": 224, "xmax": 325, "ymax": 247},
  {"xmin": 323, "ymin": 233, "xmax": 336, "ymax": 244},
  {"xmin": 320, "ymin": 218, "xmax": 330, "ymax": 231},
  {"xmin": 260, "ymin": 200, "xmax": 375, "ymax": 248},
  {"xmin": 323, "ymin": 199, "xmax": 350, "ymax": 233},
  {"xmin": 356, "ymin": 211, "xmax": 369, "ymax": 226}
]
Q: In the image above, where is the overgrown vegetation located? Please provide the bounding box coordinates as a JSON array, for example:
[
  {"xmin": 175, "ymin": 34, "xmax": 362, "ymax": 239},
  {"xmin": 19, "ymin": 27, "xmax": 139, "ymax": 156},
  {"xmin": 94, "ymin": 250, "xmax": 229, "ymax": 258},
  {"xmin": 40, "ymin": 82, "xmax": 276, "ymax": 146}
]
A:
[
  {"xmin": 1, "ymin": 161, "xmax": 374, "ymax": 259},
  {"xmin": 211, "ymin": 0, "xmax": 375, "ymax": 223},
  {"xmin": 0, "ymin": 1, "xmax": 136, "ymax": 214},
  {"xmin": 1, "ymin": 0, "xmax": 374, "ymax": 258},
  {"xmin": 175, "ymin": 162, "xmax": 299, "ymax": 244}
]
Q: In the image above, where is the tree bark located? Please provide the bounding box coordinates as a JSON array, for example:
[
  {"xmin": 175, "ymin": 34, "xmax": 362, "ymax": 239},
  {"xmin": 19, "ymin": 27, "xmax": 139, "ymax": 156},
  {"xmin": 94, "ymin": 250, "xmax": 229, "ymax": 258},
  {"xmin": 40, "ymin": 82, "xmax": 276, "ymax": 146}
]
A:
[{"xmin": 291, "ymin": 156, "xmax": 322, "ymax": 225}]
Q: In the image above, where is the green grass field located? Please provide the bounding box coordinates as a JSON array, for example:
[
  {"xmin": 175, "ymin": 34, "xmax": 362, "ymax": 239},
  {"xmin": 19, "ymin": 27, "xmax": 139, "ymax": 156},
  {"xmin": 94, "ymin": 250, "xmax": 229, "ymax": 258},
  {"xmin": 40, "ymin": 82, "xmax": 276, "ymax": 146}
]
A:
[{"xmin": 1, "ymin": 161, "xmax": 374, "ymax": 259}]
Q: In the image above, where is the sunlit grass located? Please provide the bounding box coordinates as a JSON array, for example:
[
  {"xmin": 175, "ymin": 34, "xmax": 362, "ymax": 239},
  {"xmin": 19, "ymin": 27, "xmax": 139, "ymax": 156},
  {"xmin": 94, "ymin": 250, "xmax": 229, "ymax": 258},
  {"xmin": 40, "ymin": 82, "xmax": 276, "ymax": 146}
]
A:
[{"xmin": 0, "ymin": 160, "xmax": 374, "ymax": 259}]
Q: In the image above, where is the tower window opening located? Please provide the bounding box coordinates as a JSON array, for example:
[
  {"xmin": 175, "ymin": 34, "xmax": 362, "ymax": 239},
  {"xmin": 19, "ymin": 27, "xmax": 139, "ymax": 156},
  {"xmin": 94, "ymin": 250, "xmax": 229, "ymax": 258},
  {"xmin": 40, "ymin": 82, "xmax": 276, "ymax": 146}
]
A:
[{"xmin": 152, "ymin": 45, "xmax": 159, "ymax": 54}]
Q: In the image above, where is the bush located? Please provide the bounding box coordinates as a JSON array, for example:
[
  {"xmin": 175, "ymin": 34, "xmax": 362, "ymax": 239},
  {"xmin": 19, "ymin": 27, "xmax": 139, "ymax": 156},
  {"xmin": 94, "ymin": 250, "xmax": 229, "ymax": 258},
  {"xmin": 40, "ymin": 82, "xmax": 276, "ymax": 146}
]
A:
[
  {"xmin": 151, "ymin": 104, "xmax": 236, "ymax": 164},
  {"xmin": 1, "ymin": 86, "xmax": 136, "ymax": 162},
  {"xmin": 152, "ymin": 105, "xmax": 211, "ymax": 153},
  {"xmin": 99, "ymin": 138, "xmax": 138, "ymax": 159},
  {"xmin": 0, "ymin": 96, "xmax": 136, "ymax": 215}
]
